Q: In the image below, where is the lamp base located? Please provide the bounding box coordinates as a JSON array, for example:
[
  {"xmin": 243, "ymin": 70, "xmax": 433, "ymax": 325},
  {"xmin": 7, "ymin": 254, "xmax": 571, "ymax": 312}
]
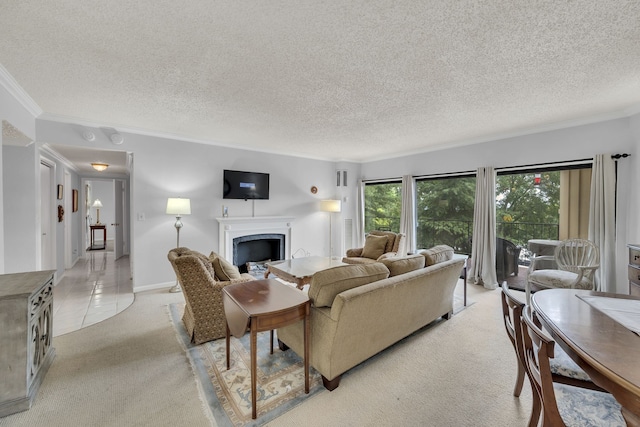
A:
[{"xmin": 169, "ymin": 283, "xmax": 182, "ymax": 293}]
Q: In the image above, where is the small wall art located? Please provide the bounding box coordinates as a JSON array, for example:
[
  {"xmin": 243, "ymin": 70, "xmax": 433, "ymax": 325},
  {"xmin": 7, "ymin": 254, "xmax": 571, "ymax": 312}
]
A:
[
  {"xmin": 57, "ymin": 184, "xmax": 63, "ymax": 200},
  {"xmin": 72, "ymin": 189, "xmax": 78, "ymax": 212}
]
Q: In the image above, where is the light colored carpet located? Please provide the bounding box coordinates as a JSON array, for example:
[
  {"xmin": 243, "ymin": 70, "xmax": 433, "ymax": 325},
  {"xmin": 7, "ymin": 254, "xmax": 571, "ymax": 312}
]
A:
[
  {"xmin": 0, "ymin": 281, "xmax": 533, "ymax": 427},
  {"xmin": 168, "ymin": 303, "xmax": 324, "ymax": 426}
]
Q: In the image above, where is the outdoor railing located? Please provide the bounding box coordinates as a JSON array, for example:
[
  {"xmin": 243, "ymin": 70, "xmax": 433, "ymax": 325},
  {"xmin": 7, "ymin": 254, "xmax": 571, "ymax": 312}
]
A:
[{"xmin": 367, "ymin": 217, "xmax": 559, "ymax": 262}]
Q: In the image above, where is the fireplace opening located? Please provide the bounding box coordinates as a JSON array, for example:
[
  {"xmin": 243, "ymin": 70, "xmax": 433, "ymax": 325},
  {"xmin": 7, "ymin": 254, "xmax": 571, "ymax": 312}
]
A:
[{"xmin": 233, "ymin": 233, "xmax": 285, "ymax": 273}]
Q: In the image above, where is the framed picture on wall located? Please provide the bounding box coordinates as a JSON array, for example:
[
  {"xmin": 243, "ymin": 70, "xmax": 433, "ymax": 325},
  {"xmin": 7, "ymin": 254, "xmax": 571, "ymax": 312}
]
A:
[
  {"xmin": 57, "ymin": 184, "xmax": 63, "ymax": 200},
  {"xmin": 72, "ymin": 189, "xmax": 78, "ymax": 212}
]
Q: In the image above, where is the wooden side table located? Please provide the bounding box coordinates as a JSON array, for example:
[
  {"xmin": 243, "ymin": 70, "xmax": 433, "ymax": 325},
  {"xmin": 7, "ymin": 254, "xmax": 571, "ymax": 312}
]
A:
[
  {"xmin": 222, "ymin": 279, "xmax": 310, "ymax": 419},
  {"xmin": 90, "ymin": 224, "xmax": 106, "ymax": 250}
]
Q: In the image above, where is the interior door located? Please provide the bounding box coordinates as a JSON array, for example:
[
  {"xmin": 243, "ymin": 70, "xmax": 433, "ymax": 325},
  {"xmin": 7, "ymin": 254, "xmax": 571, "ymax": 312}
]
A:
[
  {"xmin": 114, "ymin": 179, "xmax": 125, "ymax": 259},
  {"xmin": 40, "ymin": 162, "xmax": 54, "ymax": 270}
]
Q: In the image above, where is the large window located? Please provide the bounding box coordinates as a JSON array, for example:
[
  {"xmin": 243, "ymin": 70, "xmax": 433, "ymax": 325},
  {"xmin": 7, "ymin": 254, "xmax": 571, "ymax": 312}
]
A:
[
  {"xmin": 496, "ymin": 166, "xmax": 591, "ymax": 265},
  {"xmin": 364, "ymin": 181, "xmax": 401, "ymax": 233},
  {"xmin": 415, "ymin": 175, "xmax": 476, "ymax": 254}
]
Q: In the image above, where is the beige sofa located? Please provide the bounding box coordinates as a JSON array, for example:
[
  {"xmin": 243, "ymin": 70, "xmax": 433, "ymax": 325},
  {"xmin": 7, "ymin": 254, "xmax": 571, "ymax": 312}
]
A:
[{"xmin": 277, "ymin": 248, "xmax": 465, "ymax": 390}]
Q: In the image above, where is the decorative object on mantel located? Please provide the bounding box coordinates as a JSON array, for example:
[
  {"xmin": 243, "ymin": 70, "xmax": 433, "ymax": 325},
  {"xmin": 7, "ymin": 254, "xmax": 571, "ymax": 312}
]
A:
[
  {"xmin": 320, "ymin": 199, "xmax": 342, "ymax": 258},
  {"xmin": 92, "ymin": 199, "xmax": 103, "ymax": 224},
  {"xmin": 310, "ymin": 186, "xmax": 318, "ymax": 194},
  {"xmin": 166, "ymin": 197, "xmax": 191, "ymax": 293}
]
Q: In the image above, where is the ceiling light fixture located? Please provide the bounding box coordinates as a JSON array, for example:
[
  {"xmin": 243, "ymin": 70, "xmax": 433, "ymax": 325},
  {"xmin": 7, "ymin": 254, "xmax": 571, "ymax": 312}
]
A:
[{"xmin": 91, "ymin": 162, "xmax": 109, "ymax": 172}]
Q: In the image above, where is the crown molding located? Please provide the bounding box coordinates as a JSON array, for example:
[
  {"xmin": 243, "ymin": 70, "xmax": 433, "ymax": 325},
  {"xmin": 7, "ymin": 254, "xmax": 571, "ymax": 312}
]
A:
[
  {"xmin": 37, "ymin": 112, "xmax": 343, "ymax": 162},
  {"xmin": 0, "ymin": 64, "xmax": 43, "ymax": 117},
  {"xmin": 40, "ymin": 143, "xmax": 80, "ymax": 174}
]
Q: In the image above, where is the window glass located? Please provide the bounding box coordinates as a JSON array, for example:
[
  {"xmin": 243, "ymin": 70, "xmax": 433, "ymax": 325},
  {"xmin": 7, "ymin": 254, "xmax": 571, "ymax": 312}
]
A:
[
  {"xmin": 415, "ymin": 176, "xmax": 476, "ymax": 254},
  {"xmin": 364, "ymin": 182, "xmax": 401, "ymax": 233}
]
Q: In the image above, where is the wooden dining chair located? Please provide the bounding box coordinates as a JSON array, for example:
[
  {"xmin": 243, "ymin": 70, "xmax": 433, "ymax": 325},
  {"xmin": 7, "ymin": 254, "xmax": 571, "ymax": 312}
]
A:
[{"xmin": 521, "ymin": 307, "xmax": 625, "ymax": 426}]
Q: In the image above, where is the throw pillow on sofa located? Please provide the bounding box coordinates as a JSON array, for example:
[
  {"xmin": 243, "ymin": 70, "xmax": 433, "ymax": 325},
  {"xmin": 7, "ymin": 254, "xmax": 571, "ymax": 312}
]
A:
[
  {"xmin": 361, "ymin": 234, "xmax": 388, "ymax": 259},
  {"xmin": 379, "ymin": 254, "xmax": 425, "ymax": 276},
  {"xmin": 308, "ymin": 263, "xmax": 390, "ymax": 308},
  {"xmin": 209, "ymin": 251, "xmax": 242, "ymax": 281},
  {"xmin": 419, "ymin": 245, "xmax": 454, "ymax": 266}
]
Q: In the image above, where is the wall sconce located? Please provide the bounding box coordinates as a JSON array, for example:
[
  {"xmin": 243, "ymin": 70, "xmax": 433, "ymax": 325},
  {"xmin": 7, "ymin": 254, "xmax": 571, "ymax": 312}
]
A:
[{"xmin": 91, "ymin": 162, "xmax": 109, "ymax": 172}]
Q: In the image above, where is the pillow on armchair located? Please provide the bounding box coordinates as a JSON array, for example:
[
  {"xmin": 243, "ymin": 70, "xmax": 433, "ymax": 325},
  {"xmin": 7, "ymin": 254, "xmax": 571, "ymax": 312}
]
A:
[
  {"xmin": 361, "ymin": 234, "xmax": 388, "ymax": 259},
  {"xmin": 209, "ymin": 252, "xmax": 242, "ymax": 281}
]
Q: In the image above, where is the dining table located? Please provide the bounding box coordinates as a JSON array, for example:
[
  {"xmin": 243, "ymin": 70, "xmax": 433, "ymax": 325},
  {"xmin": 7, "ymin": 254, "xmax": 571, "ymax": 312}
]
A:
[{"xmin": 532, "ymin": 288, "xmax": 640, "ymax": 426}]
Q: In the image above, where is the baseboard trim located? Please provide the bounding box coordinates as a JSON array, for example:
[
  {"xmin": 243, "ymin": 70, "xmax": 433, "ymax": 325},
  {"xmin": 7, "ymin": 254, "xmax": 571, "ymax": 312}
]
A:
[{"xmin": 134, "ymin": 281, "xmax": 175, "ymax": 293}]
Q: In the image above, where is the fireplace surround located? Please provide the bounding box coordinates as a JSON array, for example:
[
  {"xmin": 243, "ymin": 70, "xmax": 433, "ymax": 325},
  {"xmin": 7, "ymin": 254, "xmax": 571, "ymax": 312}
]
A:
[{"xmin": 216, "ymin": 216, "xmax": 294, "ymax": 268}]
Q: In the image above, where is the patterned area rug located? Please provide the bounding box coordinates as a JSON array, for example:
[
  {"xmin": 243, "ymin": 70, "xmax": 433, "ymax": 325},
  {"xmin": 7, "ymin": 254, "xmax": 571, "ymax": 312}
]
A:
[{"xmin": 168, "ymin": 304, "xmax": 323, "ymax": 426}]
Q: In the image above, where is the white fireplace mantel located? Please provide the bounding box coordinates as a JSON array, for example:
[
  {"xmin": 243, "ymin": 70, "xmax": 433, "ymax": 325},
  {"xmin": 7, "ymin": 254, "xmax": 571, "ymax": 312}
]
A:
[{"xmin": 216, "ymin": 216, "xmax": 295, "ymax": 262}]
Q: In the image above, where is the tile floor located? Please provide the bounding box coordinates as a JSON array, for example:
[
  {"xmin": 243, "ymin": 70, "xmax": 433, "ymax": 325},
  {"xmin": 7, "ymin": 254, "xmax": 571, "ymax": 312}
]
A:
[{"xmin": 52, "ymin": 248, "xmax": 134, "ymax": 337}]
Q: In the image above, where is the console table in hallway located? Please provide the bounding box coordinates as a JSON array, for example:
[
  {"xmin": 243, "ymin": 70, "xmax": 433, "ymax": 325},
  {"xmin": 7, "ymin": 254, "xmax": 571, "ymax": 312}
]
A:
[{"xmin": 90, "ymin": 224, "xmax": 106, "ymax": 250}]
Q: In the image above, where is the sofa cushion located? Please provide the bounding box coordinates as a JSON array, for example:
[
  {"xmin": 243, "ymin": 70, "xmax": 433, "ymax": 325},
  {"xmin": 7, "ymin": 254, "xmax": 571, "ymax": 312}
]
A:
[
  {"xmin": 379, "ymin": 254, "xmax": 425, "ymax": 277},
  {"xmin": 369, "ymin": 230, "xmax": 397, "ymax": 253},
  {"xmin": 209, "ymin": 252, "xmax": 242, "ymax": 281},
  {"xmin": 419, "ymin": 245, "xmax": 454, "ymax": 266},
  {"xmin": 361, "ymin": 234, "xmax": 388, "ymax": 259},
  {"xmin": 308, "ymin": 263, "xmax": 390, "ymax": 308}
]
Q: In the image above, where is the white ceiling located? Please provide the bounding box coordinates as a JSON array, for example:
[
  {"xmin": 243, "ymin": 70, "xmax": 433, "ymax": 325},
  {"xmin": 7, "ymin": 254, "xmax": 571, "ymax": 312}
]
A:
[{"xmin": 2, "ymin": 1, "xmax": 640, "ymax": 163}]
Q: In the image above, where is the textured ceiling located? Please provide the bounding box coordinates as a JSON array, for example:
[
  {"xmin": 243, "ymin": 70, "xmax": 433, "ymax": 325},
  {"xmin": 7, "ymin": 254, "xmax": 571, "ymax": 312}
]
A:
[{"xmin": 1, "ymin": 1, "xmax": 640, "ymax": 162}]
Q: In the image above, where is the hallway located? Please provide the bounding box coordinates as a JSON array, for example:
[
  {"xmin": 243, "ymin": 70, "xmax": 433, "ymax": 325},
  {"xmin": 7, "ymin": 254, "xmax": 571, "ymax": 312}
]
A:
[{"xmin": 52, "ymin": 250, "xmax": 134, "ymax": 337}]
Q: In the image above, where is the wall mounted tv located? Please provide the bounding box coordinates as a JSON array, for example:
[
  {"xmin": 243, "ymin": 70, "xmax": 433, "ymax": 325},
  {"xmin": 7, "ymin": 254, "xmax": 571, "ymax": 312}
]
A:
[{"xmin": 223, "ymin": 170, "xmax": 270, "ymax": 200}]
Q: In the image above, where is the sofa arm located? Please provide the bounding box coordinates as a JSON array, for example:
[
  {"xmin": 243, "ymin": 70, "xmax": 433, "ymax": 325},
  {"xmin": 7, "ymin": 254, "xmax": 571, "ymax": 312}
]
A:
[{"xmin": 346, "ymin": 247, "xmax": 363, "ymax": 257}]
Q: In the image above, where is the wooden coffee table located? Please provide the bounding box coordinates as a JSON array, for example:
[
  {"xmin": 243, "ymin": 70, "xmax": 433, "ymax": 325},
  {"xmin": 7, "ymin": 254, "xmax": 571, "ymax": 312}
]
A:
[
  {"xmin": 222, "ymin": 279, "xmax": 310, "ymax": 419},
  {"xmin": 264, "ymin": 256, "xmax": 347, "ymax": 289}
]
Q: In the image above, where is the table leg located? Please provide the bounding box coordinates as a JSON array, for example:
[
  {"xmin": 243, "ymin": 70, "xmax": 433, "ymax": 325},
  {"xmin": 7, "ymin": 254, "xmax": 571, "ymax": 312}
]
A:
[
  {"xmin": 250, "ymin": 318, "xmax": 258, "ymax": 419},
  {"xmin": 270, "ymin": 330, "xmax": 274, "ymax": 355},
  {"xmin": 226, "ymin": 322, "xmax": 230, "ymax": 370},
  {"xmin": 304, "ymin": 306, "xmax": 309, "ymax": 394},
  {"xmin": 463, "ymin": 264, "xmax": 467, "ymax": 307},
  {"xmin": 263, "ymin": 266, "xmax": 270, "ymax": 280}
]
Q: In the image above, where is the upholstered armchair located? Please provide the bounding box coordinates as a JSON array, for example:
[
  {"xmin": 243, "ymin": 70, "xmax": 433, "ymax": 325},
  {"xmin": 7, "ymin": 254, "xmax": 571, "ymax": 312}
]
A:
[
  {"xmin": 342, "ymin": 231, "xmax": 406, "ymax": 265},
  {"xmin": 167, "ymin": 247, "xmax": 254, "ymax": 344}
]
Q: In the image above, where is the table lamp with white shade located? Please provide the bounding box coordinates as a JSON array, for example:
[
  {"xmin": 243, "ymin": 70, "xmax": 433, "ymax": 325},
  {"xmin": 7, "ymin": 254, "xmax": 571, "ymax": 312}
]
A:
[
  {"xmin": 92, "ymin": 199, "xmax": 103, "ymax": 224},
  {"xmin": 321, "ymin": 199, "xmax": 342, "ymax": 259}
]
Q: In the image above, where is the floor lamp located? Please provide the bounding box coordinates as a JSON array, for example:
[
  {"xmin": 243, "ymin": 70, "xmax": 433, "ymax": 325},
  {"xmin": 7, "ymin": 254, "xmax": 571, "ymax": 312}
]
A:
[
  {"xmin": 320, "ymin": 199, "xmax": 342, "ymax": 259},
  {"xmin": 166, "ymin": 197, "xmax": 191, "ymax": 293}
]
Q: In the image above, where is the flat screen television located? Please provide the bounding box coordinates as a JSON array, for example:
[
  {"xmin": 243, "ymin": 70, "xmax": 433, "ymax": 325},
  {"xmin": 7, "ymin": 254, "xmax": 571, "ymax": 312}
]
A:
[{"xmin": 223, "ymin": 170, "xmax": 270, "ymax": 200}]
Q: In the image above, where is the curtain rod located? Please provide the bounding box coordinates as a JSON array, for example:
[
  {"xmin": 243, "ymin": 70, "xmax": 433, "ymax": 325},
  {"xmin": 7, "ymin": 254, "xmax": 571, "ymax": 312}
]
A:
[
  {"xmin": 612, "ymin": 153, "xmax": 630, "ymax": 160},
  {"xmin": 364, "ymin": 155, "xmax": 629, "ymax": 184}
]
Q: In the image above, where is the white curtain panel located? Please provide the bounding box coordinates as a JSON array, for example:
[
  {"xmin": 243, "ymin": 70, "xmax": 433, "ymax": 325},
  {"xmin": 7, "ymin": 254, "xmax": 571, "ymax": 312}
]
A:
[
  {"xmin": 399, "ymin": 175, "xmax": 415, "ymax": 255},
  {"xmin": 355, "ymin": 179, "xmax": 366, "ymax": 246},
  {"xmin": 588, "ymin": 154, "xmax": 617, "ymax": 292},
  {"xmin": 469, "ymin": 167, "xmax": 498, "ymax": 289}
]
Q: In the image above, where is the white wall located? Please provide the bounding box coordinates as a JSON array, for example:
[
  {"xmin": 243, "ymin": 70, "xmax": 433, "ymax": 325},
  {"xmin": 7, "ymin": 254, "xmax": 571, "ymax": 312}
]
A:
[
  {"xmin": 35, "ymin": 120, "xmax": 341, "ymax": 291},
  {"xmin": 2, "ymin": 144, "xmax": 39, "ymax": 273},
  {"xmin": 361, "ymin": 117, "xmax": 636, "ymax": 293},
  {"xmin": 0, "ymin": 82, "xmax": 37, "ymax": 274}
]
